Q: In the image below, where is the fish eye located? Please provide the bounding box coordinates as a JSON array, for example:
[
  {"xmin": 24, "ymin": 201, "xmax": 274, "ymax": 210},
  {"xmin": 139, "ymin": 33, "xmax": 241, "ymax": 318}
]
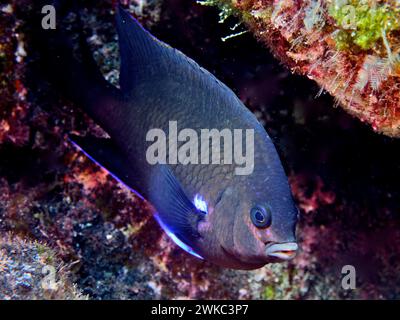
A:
[{"xmin": 250, "ymin": 205, "xmax": 272, "ymax": 228}]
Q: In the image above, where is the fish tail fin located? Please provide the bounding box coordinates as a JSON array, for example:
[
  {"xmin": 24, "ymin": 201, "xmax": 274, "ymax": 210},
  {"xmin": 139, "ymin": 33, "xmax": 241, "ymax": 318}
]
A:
[
  {"xmin": 32, "ymin": 1, "xmax": 122, "ymax": 125},
  {"xmin": 114, "ymin": 5, "xmax": 206, "ymax": 96},
  {"xmin": 115, "ymin": 4, "xmax": 173, "ymax": 93}
]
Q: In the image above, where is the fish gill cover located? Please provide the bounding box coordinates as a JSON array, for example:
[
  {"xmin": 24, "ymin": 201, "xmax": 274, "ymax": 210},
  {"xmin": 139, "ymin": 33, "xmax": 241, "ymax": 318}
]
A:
[{"xmin": 0, "ymin": 0, "xmax": 399, "ymax": 299}]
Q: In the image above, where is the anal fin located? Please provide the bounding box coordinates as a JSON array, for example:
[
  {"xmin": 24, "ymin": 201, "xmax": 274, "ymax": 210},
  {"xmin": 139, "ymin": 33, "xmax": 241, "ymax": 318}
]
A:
[{"xmin": 69, "ymin": 135, "xmax": 145, "ymax": 200}]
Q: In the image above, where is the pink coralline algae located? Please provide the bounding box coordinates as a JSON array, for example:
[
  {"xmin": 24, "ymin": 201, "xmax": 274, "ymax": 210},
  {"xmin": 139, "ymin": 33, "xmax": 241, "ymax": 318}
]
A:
[{"xmin": 200, "ymin": 0, "xmax": 400, "ymax": 137}]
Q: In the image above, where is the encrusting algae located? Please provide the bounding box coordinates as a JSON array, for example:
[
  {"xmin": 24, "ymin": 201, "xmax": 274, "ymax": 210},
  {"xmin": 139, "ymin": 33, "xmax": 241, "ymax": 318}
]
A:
[
  {"xmin": 0, "ymin": 234, "xmax": 86, "ymax": 299},
  {"xmin": 199, "ymin": 0, "xmax": 400, "ymax": 137}
]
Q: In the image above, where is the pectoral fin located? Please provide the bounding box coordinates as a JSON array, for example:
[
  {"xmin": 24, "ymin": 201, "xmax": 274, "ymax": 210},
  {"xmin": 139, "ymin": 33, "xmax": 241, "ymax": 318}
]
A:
[{"xmin": 149, "ymin": 165, "xmax": 205, "ymax": 256}]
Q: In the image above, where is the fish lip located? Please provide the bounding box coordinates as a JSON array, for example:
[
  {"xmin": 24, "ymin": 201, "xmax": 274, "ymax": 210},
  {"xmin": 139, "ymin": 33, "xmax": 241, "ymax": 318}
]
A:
[{"xmin": 265, "ymin": 242, "xmax": 298, "ymax": 261}]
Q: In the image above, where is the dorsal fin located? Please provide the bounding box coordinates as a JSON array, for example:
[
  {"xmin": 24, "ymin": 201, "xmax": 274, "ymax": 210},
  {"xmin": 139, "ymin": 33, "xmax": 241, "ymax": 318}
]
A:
[{"xmin": 115, "ymin": 5, "xmax": 172, "ymax": 93}]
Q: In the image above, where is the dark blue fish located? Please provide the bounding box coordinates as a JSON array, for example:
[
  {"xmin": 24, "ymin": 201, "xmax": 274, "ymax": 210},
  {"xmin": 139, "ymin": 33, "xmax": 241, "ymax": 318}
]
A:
[{"xmin": 46, "ymin": 5, "xmax": 299, "ymax": 269}]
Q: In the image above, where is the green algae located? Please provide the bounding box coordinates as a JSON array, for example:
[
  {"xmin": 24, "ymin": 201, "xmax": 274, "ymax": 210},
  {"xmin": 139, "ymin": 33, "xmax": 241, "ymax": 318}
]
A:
[
  {"xmin": 329, "ymin": 0, "xmax": 400, "ymax": 51},
  {"xmin": 198, "ymin": 0, "xmax": 237, "ymax": 23},
  {"xmin": 197, "ymin": 0, "xmax": 253, "ymax": 23}
]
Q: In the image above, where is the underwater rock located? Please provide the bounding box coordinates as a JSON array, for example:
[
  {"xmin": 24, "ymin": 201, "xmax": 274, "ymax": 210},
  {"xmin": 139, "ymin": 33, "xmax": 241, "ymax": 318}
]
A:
[
  {"xmin": 199, "ymin": 0, "xmax": 400, "ymax": 137},
  {"xmin": 0, "ymin": 233, "xmax": 86, "ymax": 299}
]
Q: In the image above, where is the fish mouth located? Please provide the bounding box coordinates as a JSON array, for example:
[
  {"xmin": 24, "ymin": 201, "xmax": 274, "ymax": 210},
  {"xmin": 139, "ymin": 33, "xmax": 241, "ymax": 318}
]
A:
[{"xmin": 265, "ymin": 242, "xmax": 298, "ymax": 260}]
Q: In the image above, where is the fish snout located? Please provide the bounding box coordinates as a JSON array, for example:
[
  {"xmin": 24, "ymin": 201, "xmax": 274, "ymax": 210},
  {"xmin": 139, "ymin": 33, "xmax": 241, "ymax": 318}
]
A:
[{"xmin": 265, "ymin": 242, "xmax": 298, "ymax": 261}]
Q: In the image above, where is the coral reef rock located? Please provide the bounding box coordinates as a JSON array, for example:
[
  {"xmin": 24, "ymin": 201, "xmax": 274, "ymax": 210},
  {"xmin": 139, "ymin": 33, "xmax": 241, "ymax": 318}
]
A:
[
  {"xmin": 0, "ymin": 234, "xmax": 86, "ymax": 300},
  {"xmin": 200, "ymin": 0, "xmax": 400, "ymax": 137}
]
